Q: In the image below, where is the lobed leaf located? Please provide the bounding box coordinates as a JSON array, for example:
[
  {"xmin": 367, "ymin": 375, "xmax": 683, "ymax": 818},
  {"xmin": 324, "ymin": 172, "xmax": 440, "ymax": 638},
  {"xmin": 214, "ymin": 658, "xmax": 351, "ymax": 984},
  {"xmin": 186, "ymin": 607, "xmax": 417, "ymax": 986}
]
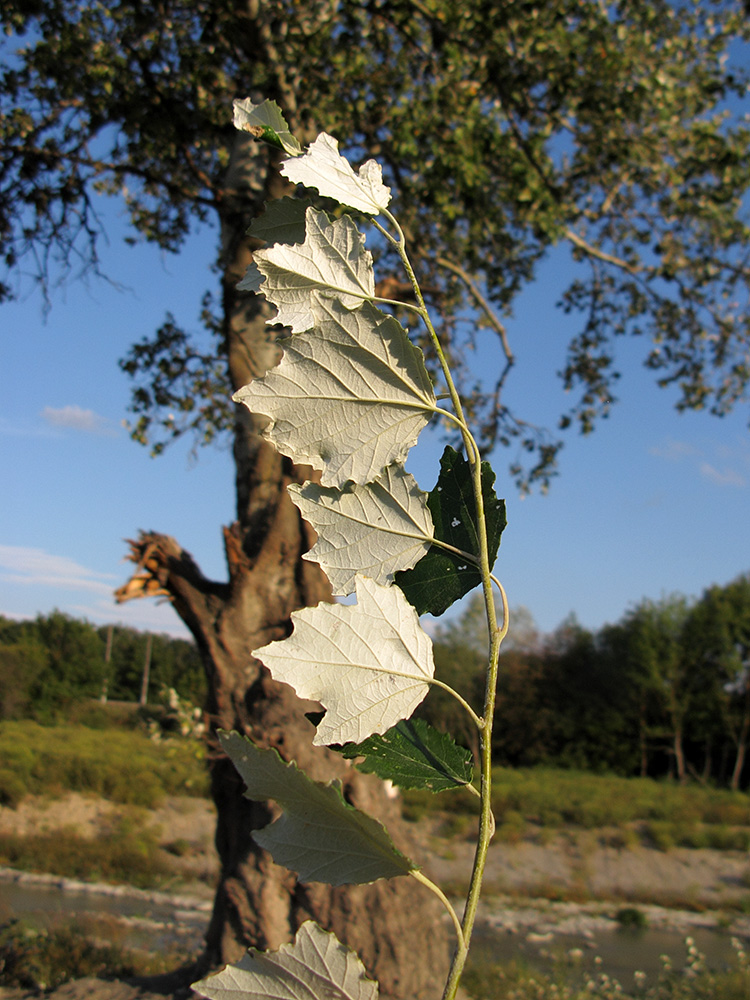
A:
[
  {"xmin": 336, "ymin": 718, "xmax": 474, "ymax": 792},
  {"xmin": 249, "ymin": 208, "xmax": 375, "ymax": 333},
  {"xmin": 232, "ymin": 97, "xmax": 302, "ymax": 156},
  {"xmin": 289, "ymin": 465, "xmax": 433, "ymax": 595},
  {"xmin": 218, "ymin": 731, "xmax": 415, "ymax": 885},
  {"xmin": 281, "ymin": 132, "xmax": 391, "ymax": 215},
  {"xmin": 253, "ymin": 575, "xmax": 435, "ymax": 746},
  {"xmin": 193, "ymin": 920, "xmax": 379, "ymax": 1000},
  {"xmin": 247, "ymin": 196, "xmax": 314, "ymax": 247},
  {"xmin": 233, "ymin": 298, "xmax": 436, "ymax": 488},
  {"xmin": 396, "ymin": 446, "xmax": 507, "ymax": 616}
]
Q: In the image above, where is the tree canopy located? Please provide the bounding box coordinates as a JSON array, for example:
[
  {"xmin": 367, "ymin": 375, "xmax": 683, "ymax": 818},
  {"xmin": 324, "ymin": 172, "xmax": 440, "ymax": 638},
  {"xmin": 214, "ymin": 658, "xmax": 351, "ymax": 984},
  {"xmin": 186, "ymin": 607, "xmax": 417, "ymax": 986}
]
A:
[
  {"xmin": 0, "ymin": 611, "xmax": 204, "ymax": 720},
  {"xmin": 3, "ymin": 0, "xmax": 750, "ymax": 487}
]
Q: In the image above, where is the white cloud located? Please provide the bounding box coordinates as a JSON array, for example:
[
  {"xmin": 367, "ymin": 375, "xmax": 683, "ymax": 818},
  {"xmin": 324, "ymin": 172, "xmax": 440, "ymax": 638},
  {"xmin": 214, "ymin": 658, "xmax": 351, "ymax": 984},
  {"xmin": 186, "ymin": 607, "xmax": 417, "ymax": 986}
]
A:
[
  {"xmin": 648, "ymin": 438, "xmax": 699, "ymax": 462},
  {"xmin": 0, "ymin": 416, "xmax": 58, "ymax": 439},
  {"xmin": 699, "ymin": 462, "xmax": 746, "ymax": 488},
  {"xmin": 69, "ymin": 598, "xmax": 189, "ymax": 638},
  {"xmin": 0, "ymin": 545, "xmax": 189, "ymax": 638},
  {"xmin": 0, "ymin": 545, "xmax": 116, "ymax": 593},
  {"xmin": 40, "ymin": 405, "xmax": 117, "ymax": 436},
  {"xmin": 650, "ymin": 436, "xmax": 748, "ymax": 489}
]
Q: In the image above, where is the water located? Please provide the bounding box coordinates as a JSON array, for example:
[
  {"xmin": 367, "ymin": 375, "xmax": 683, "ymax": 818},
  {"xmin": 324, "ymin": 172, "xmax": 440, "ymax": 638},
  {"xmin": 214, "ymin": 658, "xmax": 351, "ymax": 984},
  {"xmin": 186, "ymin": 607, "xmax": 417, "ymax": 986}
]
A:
[
  {"xmin": 1, "ymin": 877, "xmax": 746, "ymax": 983},
  {"xmin": 471, "ymin": 922, "xmax": 742, "ymax": 987},
  {"xmin": 0, "ymin": 875, "xmax": 210, "ymax": 955}
]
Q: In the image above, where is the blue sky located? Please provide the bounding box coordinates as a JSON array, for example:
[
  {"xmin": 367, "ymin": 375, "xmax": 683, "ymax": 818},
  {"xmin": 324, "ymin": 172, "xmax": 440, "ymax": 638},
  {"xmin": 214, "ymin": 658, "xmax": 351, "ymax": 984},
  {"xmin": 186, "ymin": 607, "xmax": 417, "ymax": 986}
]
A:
[{"xmin": 2, "ymin": 200, "xmax": 749, "ymax": 641}]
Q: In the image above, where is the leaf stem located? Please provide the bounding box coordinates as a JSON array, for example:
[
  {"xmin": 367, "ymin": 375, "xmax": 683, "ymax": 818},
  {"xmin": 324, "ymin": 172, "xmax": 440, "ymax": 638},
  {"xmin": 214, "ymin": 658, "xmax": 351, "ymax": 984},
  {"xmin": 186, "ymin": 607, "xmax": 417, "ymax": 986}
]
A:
[
  {"xmin": 409, "ymin": 869, "xmax": 465, "ymax": 951},
  {"xmin": 428, "ymin": 677, "xmax": 484, "ymax": 730},
  {"xmin": 380, "ymin": 211, "xmax": 474, "ymax": 453},
  {"xmin": 372, "ymin": 295, "xmax": 423, "ymax": 315},
  {"xmin": 430, "ymin": 537, "xmax": 480, "ymax": 565}
]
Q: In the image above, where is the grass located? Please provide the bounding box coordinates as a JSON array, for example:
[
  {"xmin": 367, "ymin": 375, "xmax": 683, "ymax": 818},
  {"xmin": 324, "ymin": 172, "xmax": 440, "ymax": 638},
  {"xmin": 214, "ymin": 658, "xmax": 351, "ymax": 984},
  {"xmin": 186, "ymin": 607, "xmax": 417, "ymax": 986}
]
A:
[
  {"xmin": 0, "ymin": 719, "xmax": 209, "ymax": 808},
  {"xmin": 401, "ymin": 766, "xmax": 750, "ymax": 852},
  {"xmin": 0, "ymin": 813, "xmax": 174, "ymax": 889},
  {"xmin": 490, "ymin": 767, "xmax": 750, "ymax": 830},
  {"xmin": 0, "ymin": 918, "xmax": 194, "ymax": 991}
]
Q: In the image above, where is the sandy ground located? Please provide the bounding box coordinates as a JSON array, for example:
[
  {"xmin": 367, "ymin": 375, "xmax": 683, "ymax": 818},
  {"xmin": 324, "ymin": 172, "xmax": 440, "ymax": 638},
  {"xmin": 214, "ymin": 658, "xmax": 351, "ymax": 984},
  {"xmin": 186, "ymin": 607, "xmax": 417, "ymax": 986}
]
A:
[
  {"xmin": 0, "ymin": 793, "xmax": 218, "ymax": 900},
  {"xmin": 3, "ymin": 791, "xmax": 750, "ymax": 912}
]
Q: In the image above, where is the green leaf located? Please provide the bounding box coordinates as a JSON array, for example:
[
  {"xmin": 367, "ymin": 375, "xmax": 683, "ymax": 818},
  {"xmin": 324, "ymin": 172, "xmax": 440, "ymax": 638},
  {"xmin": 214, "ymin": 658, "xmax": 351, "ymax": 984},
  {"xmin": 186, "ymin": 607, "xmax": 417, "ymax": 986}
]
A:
[
  {"xmin": 336, "ymin": 718, "xmax": 474, "ymax": 792},
  {"xmin": 192, "ymin": 920, "xmax": 379, "ymax": 1000},
  {"xmin": 247, "ymin": 196, "xmax": 315, "ymax": 246},
  {"xmin": 219, "ymin": 731, "xmax": 415, "ymax": 885},
  {"xmin": 232, "ymin": 97, "xmax": 302, "ymax": 156},
  {"xmin": 396, "ymin": 446, "xmax": 506, "ymax": 616},
  {"xmin": 252, "ymin": 575, "xmax": 434, "ymax": 746},
  {"xmin": 288, "ymin": 465, "xmax": 434, "ymax": 595},
  {"xmin": 234, "ymin": 299, "xmax": 437, "ymax": 488}
]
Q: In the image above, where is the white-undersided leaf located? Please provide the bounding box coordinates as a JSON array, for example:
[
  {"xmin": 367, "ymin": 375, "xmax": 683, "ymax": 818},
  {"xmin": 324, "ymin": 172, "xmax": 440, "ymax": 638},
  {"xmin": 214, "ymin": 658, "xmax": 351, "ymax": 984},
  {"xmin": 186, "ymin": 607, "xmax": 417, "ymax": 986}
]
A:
[
  {"xmin": 217, "ymin": 731, "xmax": 415, "ymax": 885},
  {"xmin": 233, "ymin": 298, "xmax": 437, "ymax": 488},
  {"xmin": 281, "ymin": 133, "xmax": 391, "ymax": 215},
  {"xmin": 288, "ymin": 466, "xmax": 434, "ymax": 595},
  {"xmin": 233, "ymin": 97, "xmax": 303, "ymax": 156},
  {"xmin": 192, "ymin": 920, "xmax": 379, "ymax": 1000},
  {"xmin": 253, "ymin": 575, "xmax": 435, "ymax": 745},
  {"xmin": 252, "ymin": 208, "xmax": 375, "ymax": 332}
]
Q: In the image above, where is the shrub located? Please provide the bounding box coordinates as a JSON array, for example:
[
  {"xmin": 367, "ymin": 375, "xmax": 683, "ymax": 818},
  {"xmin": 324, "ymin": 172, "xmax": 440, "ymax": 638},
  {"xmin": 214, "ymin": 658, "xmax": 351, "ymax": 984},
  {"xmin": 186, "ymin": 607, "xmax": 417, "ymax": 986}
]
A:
[{"xmin": 615, "ymin": 906, "xmax": 649, "ymax": 930}]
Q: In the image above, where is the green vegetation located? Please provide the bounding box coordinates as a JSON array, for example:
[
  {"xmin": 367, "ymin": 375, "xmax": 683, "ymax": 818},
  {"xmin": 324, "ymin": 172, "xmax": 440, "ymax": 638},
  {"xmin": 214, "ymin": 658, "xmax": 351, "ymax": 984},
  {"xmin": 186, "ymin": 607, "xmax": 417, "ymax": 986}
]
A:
[
  {"xmin": 4, "ymin": 0, "xmax": 750, "ymax": 989},
  {"xmin": 490, "ymin": 768, "xmax": 750, "ymax": 830},
  {"xmin": 0, "ymin": 720, "xmax": 209, "ymax": 808},
  {"xmin": 403, "ymin": 766, "xmax": 750, "ymax": 852},
  {"xmin": 0, "ymin": 611, "xmax": 205, "ymax": 723},
  {"xmin": 615, "ymin": 907, "xmax": 649, "ymax": 930},
  {"xmin": 0, "ymin": 815, "xmax": 171, "ymax": 889},
  {"xmin": 423, "ymin": 574, "xmax": 750, "ymax": 790},
  {"xmin": 0, "ymin": 919, "xmax": 192, "ymax": 990}
]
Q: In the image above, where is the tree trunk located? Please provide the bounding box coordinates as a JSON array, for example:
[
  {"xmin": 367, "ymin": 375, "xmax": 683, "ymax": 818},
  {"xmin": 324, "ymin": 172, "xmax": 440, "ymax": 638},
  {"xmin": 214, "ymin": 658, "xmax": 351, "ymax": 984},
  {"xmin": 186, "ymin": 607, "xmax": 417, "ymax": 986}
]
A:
[
  {"xmin": 638, "ymin": 696, "xmax": 648, "ymax": 778},
  {"xmin": 116, "ymin": 136, "xmax": 449, "ymax": 998},
  {"xmin": 730, "ymin": 706, "xmax": 750, "ymax": 791},
  {"xmin": 673, "ymin": 720, "xmax": 686, "ymax": 784}
]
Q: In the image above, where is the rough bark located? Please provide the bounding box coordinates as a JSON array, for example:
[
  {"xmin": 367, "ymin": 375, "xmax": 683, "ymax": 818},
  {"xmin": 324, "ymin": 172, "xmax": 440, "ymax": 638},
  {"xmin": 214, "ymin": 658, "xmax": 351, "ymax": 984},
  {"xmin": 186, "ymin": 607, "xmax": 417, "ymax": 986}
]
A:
[{"xmin": 116, "ymin": 135, "xmax": 450, "ymax": 998}]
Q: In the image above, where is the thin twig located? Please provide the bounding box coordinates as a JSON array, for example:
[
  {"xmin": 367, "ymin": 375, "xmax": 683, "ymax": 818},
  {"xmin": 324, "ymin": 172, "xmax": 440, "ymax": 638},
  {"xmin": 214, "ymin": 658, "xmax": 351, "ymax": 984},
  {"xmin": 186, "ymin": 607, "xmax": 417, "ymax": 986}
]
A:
[{"xmin": 436, "ymin": 255, "xmax": 515, "ymax": 365}]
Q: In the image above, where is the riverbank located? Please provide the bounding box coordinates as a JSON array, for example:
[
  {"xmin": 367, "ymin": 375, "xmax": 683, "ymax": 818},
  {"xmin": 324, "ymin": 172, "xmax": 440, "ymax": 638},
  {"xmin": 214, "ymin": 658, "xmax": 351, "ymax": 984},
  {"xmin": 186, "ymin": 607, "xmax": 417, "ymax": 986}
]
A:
[
  {"xmin": 4, "ymin": 791, "xmax": 750, "ymax": 922},
  {"xmin": 3, "ymin": 794, "xmax": 750, "ymax": 941},
  {"xmin": 4, "ymin": 791, "xmax": 750, "ymax": 999}
]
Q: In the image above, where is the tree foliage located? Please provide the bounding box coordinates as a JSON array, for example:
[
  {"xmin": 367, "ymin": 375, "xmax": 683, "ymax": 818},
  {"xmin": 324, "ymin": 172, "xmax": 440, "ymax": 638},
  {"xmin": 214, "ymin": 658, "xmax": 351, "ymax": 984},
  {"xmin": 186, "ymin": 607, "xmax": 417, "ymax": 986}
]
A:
[
  {"xmin": 0, "ymin": 612, "xmax": 204, "ymax": 720},
  {"xmin": 2, "ymin": 0, "xmax": 750, "ymax": 485},
  {"xmin": 432, "ymin": 575, "xmax": 750, "ymax": 787},
  {"xmin": 682, "ymin": 575, "xmax": 750, "ymax": 788}
]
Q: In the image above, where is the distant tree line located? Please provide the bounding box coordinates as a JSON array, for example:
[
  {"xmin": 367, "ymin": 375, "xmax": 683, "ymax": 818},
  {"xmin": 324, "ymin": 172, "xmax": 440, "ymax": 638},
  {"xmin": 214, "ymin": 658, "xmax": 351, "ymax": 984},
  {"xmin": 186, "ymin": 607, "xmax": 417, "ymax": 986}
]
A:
[
  {"xmin": 4, "ymin": 575, "xmax": 750, "ymax": 790},
  {"xmin": 421, "ymin": 573, "xmax": 750, "ymax": 790},
  {"xmin": 0, "ymin": 611, "xmax": 205, "ymax": 722}
]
